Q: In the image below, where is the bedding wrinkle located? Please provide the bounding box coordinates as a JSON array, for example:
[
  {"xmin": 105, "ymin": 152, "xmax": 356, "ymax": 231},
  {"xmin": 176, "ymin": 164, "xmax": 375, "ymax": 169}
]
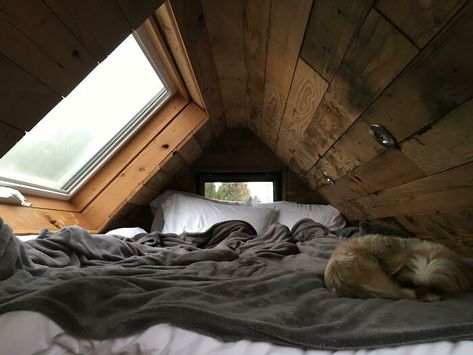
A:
[{"xmin": 1, "ymin": 218, "xmax": 473, "ymax": 350}]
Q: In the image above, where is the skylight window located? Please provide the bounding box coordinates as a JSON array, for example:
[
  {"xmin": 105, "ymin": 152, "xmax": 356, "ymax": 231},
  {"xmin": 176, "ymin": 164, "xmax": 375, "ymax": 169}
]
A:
[{"xmin": 0, "ymin": 33, "xmax": 171, "ymax": 199}]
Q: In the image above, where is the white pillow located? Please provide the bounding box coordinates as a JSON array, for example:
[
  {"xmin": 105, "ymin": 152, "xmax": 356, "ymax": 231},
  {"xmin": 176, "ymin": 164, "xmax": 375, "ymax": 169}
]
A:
[
  {"xmin": 106, "ymin": 227, "xmax": 147, "ymax": 238},
  {"xmin": 150, "ymin": 190, "xmax": 275, "ymax": 235},
  {"xmin": 259, "ymin": 201, "xmax": 346, "ymax": 230}
]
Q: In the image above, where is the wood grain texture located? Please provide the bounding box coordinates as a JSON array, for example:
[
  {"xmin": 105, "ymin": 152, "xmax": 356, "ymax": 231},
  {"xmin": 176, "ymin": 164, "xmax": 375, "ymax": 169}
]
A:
[
  {"xmin": 361, "ymin": 2, "xmax": 473, "ymax": 143},
  {"xmin": 170, "ymin": 0, "xmax": 225, "ymax": 136},
  {"xmin": 115, "ymin": 0, "xmax": 165, "ymax": 29},
  {"xmin": 243, "ymin": 0, "xmax": 271, "ymax": 133},
  {"xmin": 376, "ymin": 0, "xmax": 467, "ymax": 48},
  {"xmin": 0, "ymin": 11, "xmax": 76, "ymax": 96},
  {"xmin": 294, "ymin": 9, "xmax": 418, "ymax": 172},
  {"xmin": 45, "ymin": 0, "xmax": 130, "ymax": 62},
  {"xmin": 276, "ymin": 58, "xmax": 328, "ymax": 164},
  {"xmin": 0, "ymin": 0, "xmax": 97, "ymax": 96},
  {"xmin": 400, "ymin": 98, "xmax": 473, "ymax": 175},
  {"xmin": 83, "ymin": 103, "xmax": 207, "ymax": 229},
  {"xmin": 202, "ymin": 0, "xmax": 247, "ymax": 128},
  {"xmin": 301, "ymin": 0, "xmax": 373, "ymax": 82},
  {"xmin": 260, "ymin": 0, "xmax": 313, "ymax": 148},
  {"xmin": 0, "ymin": 121, "xmax": 23, "ymax": 157},
  {"xmin": 0, "ymin": 53, "xmax": 61, "ymax": 132},
  {"xmin": 356, "ymin": 162, "xmax": 473, "ymax": 218},
  {"xmin": 176, "ymin": 136, "xmax": 203, "ymax": 164}
]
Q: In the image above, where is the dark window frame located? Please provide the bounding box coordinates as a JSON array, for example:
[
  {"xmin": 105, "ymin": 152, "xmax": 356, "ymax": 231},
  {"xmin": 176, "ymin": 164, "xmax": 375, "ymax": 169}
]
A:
[{"xmin": 196, "ymin": 172, "xmax": 282, "ymax": 202}]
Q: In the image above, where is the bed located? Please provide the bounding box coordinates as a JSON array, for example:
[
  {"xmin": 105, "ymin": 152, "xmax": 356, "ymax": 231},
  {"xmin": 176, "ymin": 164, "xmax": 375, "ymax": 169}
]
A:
[{"xmin": 1, "ymin": 191, "xmax": 473, "ymax": 355}]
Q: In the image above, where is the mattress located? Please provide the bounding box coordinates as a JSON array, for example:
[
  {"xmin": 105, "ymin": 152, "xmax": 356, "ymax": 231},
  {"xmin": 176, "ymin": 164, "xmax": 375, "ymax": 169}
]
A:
[{"xmin": 1, "ymin": 311, "xmax": 472, "ymax": 355}]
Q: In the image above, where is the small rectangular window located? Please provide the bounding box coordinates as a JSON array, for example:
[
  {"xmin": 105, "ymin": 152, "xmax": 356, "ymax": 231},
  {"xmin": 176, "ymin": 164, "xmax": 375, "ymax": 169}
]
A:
[
  {"xmin": 0, "ymin": 32, "xmax": 172, "ymax": 199},
  {"xmin": 197, "ymin": 173, "xmax": 281, "ymax": 204}
]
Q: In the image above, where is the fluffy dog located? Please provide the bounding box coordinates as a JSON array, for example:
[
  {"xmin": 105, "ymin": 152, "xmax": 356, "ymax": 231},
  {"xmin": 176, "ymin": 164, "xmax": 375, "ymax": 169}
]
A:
[{"xmin": 324, "ymin": 234, "xmax": 473, "ymax": 301}]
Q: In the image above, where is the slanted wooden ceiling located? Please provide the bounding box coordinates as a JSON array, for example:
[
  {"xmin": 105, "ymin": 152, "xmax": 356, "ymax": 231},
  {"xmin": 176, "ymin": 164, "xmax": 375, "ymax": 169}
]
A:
[
  {"xmin": 1, "ymin": 0, "xmax": 472, "ymax": 250},
  {"xmin": 0, "ymin": 0, "xmax": 164, "ymax": 156},
  {"xmin": 161, "ymin": 0, "xmax": 473, "ymax": 250}
]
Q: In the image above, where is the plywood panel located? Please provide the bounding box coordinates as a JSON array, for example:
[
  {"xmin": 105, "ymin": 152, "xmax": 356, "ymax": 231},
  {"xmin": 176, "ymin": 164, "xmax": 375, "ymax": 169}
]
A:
[
  {"xmin": 294, "ymin": 9, "xmax": 418, "ymax": 171},
  {"xmin": 202, "ymin": 0, "xmax": 247, "ymax": 128},
  {"xmin": 357, "ymin": 162, "xmax": 473, "ymax": 218},
  {"xmin": 401, "ymin": 98, "xmax": 473, "ymax": 175},
  {"xmin": 0, "ymin": 0, "xmax": 97, "ymax": 97},
  {"xmin": 361, "ymin": 2, "xmax": 473, "ymax": 143},
  {"xmin": 45, "ymin": 0, "xmax": 130, "ymax": 62},
  {"xmin": 376, "ymin": 0, "xmax": 467, "ymax": 48},
  {"xmin": 243, "ymin": 0, "xmax": 270, "ymax": 133},
  {"xmin": 176, "ymin": 136, "xmax": 203, "ymax": 164},
  {"xmin": 276, "ymin": 58, "xmax": 328, "ymax": 164},
  {"xmin": 301, "ymin": 0, "xmax": 372, "ymax": 82},
  {"xmin": 260, "ymin": 0, "xmax": 313, "ymax": 148},
  {"xmin": 0, "ymin": 53, "xmax": 61, "ymax": 132}
]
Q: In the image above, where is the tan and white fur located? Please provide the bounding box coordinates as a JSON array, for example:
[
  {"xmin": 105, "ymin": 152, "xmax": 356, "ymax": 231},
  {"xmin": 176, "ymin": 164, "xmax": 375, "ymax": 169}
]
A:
[{"xmin": 324, "ymin": 234, "xmax": 473, "ymax": 301}]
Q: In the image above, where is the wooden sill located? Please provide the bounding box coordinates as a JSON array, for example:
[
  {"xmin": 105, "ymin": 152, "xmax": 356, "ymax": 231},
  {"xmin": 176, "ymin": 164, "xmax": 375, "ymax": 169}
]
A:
[{"xmin": 0, "ymin": 99, "xmax": 207, "ymax": 235}]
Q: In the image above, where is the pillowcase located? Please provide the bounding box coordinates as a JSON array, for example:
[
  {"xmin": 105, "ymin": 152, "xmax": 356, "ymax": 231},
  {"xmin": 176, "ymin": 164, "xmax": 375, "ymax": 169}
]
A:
[
  {"xmin": 258, "ymin": 201, "xmax": 346, "ymax": 230},
  {"xmin": 150, "ymin": 190, "xmax": 275, "ymax": 235}
]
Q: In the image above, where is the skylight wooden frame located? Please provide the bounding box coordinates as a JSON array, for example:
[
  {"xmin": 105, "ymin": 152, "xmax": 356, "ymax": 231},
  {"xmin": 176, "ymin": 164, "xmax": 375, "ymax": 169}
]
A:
[{"xmin": 0, "ymin": 11, "xmax": 208, "ymax": 234}]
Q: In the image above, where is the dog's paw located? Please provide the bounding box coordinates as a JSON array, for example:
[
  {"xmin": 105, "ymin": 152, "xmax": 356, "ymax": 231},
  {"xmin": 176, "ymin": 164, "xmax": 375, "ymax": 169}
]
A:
[{"xmin": 416, "ymin": 290, "xmax": 441, "ymax": 302}]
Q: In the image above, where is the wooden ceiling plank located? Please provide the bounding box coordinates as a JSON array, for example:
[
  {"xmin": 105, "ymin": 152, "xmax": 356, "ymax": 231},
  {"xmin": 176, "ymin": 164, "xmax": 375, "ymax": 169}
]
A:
[
  {"xmin": 0, "ymin": 121, "xmax": 24, "ymax": 157},
  {"xmin": 0, "ymin": 53, "xmax": 61, "ymax": 132},
  {"xmin": 202, "ymin": 0, "xmax": 248, "ymax": 128},
  {"xmin": 293, "ymin": 9, "xmax": 418, "ymax": 172},
  {"xmin": 400, "ymin": 98, "xmax": 473, "ymax": 175},
  {"xmin": 0, "ymin": 0, "xmax": 97, "ymax": 97},
  {"xmin": 243, "ymin": 0, "xmax": 270, "ymax": 134},
  {"xmin": 169, "ymin": 0, "xmax": 226, "ymax": 136},
  {"xmin": 115, "ymin": 0, "xmax": 165, "ymax": 29},
  {"xmin": 45, "ymin": 0, "xmax": 131, "ymax": 63},
  {"xmin": 260, "ymin": 0, "xmax": 313, "ymax": 149},
  {"xmin": 360, "ymin": 2, "xmax": 473, "ymax": 143},
  {"xmin": 276, "ymin": 58, "xmax": 328, "ymax": 165},
  {"xmin": 376, "ymin": 0, "xmax": 468, "ymax": 48},
  {"xmin": 301, "ymin": 0, "xmax": 373, "ymax": 83}
]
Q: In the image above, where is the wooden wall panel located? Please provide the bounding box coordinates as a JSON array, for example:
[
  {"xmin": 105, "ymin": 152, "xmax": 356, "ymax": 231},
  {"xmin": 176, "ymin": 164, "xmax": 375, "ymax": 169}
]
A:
[
  {"xmin": 260, "ymin": 0, "xmax": 313, "ymax": 148},
  {"xmin": 294, "ymin": 9, "xmax": 418, "ymax": 171},
  {"xmin": 276, "ymin": 58, "xmax": 328, "ymax": 164},
  {"xmin": 202, "ymin": 0, "xmax": 247, "ymax": 128},
  {"xmin": 243, "ymin": 0, "xmax": 270, "ymax": 133},
  {"xmin": 116, "ymin": 0, "xmax": 165, "ymax": 29},
  {"xmin": 301, "ymin": 0, "xmax": 372, "ymax": 82},
  {"xmin": 375, "ymin": 0, "xmax": 467, "ymax": 48}
]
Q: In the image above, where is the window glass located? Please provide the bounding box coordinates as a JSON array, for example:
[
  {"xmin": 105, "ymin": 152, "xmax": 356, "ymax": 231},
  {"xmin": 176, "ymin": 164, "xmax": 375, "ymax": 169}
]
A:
[
  {"xmin": 0, "ymin": 34, "xmax": 168, "ymax": 195},
  {"xmin": 204, "ymin": 181, "xmax": 274, "ymax": 204}
]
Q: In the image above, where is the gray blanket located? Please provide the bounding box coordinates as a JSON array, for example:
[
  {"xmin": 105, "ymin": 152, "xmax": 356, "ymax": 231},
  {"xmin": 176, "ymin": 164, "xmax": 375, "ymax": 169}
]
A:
[{"xmin": 1, "ymin": 217, "xmax": 473, "ymax": 350}]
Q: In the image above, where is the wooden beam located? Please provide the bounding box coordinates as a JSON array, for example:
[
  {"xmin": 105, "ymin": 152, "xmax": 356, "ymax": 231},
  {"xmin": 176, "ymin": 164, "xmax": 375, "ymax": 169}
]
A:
[{"xmin": 115, "ymin": 0, "xmax": 165, "ymax": 29}]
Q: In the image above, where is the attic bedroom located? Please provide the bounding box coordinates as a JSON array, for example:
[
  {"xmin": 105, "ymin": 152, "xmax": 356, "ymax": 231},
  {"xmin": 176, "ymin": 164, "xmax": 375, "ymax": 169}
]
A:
[{"xmin": 0, "ymin": 0, "xmax": 472, "ymax": 353}]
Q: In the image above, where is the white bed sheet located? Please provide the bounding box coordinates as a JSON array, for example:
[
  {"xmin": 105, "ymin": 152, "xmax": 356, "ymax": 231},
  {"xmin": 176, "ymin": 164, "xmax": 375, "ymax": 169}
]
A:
[{"xmin": 1, "ymin": 311, "xmax": 472, "ymax": 355}]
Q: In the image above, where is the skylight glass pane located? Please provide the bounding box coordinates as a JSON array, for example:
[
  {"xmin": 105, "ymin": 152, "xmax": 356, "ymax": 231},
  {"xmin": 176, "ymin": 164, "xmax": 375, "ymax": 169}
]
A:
[{"xmin": 0, "ymin": 34, "xmax": 165, "ymax": 193}]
